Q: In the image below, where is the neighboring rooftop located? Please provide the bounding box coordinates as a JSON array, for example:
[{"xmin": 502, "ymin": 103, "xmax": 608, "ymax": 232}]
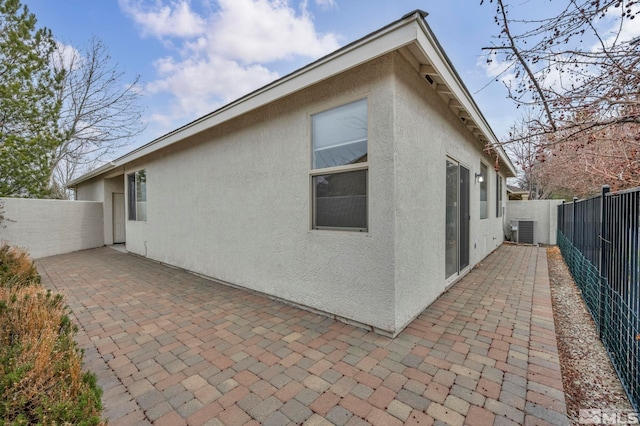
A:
[{"xmin": 507, "ymin": 185, "xmax": 529, "ymax": 200}]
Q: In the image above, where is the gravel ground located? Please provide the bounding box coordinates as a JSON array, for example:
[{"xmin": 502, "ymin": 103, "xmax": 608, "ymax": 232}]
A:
[{"xmin": 547, "ymin": 246, "xmax": 635, "ymax": 424}]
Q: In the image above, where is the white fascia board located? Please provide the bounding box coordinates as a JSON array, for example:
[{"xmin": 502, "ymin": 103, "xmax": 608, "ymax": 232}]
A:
[
  {"xmin": 108, "ymin": 21, "xmax": 419, "ymax": 171},
  {"xmin": 414, "ymin": 21, "xmax": 517, "ymax": 177},
  {"xmin": 66, "ymin": 162, "xmax": 116, "ymax": 188},
  {"xmin": 71, "ymin": 11, "xmax": 516, "ymax": 183}
]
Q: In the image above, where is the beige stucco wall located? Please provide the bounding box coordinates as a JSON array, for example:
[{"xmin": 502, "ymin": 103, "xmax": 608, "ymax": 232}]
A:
[
  {"xmin": 76, "ymin": 177, "xmax": 104, "ymax": 202},
  {"xmin": 74, "ymin": 51, "xmax": 511, "ymax": 335},
  {"xmin": 507, "ymin": 200, "xmax": 563, "ymax": 245},
  {"xmin": 391, "ymin": 52, "xmax": 508, "ymax": 331},
  {"xmin": 76, "ymin": 175, "xmax": 125, "ymax": 245},
  {"xmin": 123, "ymin": 54, "xmax": 398, "ymax": 333},
  {"xmin": 0, "ymin": 197, "xmax": 104, "ymax": 259}
]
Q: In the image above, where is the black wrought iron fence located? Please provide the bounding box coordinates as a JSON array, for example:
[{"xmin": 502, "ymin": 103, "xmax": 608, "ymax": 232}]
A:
[{"xmin": 557, "ymin": 186, "xmax": 639, "ymax": 413}]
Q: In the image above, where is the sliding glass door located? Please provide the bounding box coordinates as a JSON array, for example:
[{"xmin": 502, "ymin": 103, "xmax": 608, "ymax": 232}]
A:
[{"xmin": 446, "ymin": 160, "xmax": 470, "ymax": 279}]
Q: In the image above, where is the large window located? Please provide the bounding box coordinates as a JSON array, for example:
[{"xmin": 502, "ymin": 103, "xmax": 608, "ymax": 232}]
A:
[
  {"xmin": 480, "ymin": 162, "xmax": 488, "ymax": 219},
  {"xmin": 311, "ymin": 99, "xmax": 368, "ymax": 231},
  {"xmin": 127, "ymin": 169, "xmax": 147, "ymax": 221}
]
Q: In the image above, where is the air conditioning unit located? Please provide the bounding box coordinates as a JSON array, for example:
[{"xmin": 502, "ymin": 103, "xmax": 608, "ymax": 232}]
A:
[{"xmin": 510, "ymin": 219, "xmax": 535, "ymax": 244}]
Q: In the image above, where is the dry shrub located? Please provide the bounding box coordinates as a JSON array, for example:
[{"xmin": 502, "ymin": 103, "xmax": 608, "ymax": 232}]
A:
[
  {"xmin": 0, "ymin": 250, "xmax": 103, "ymax": 425},
  {"xmin": 0, "ymin": 244, "xmax": 40, "ymax": 289}
]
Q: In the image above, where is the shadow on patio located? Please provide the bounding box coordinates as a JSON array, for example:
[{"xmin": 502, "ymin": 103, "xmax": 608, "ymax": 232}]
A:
[{"xmin": 37, "ymin": 244, "xmax": 568, "ymax": 426}]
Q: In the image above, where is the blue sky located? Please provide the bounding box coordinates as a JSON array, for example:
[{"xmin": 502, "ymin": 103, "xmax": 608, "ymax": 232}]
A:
[{"xmin": 24, "ymin": 0, "xmax": 522, "ymax": 155}]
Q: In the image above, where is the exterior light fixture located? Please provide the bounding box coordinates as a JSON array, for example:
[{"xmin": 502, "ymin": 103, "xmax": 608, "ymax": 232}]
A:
[{"xmin": 475, "ymin": 173, "xmax": 484, "ymax": 183}]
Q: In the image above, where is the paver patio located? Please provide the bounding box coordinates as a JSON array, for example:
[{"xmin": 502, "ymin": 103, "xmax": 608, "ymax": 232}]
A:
[{"xmin": 36, "ymin": 244, "xmax": 568, "ymax": 426}]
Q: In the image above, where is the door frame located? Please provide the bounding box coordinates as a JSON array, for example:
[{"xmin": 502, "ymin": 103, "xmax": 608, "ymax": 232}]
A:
[
  {"xmin": 112, "ymin": 192, "xmax": 126, "ymax": 244},
  {"xmin": 445, "ymin": 158, "xmax": 470, "ymax": 280}
]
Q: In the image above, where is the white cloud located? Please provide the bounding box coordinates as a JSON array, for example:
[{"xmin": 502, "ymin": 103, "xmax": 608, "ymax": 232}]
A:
[
  {"xmin": 119, "ymin": 0, "xmax": 340, "ymax": 131},
  {"xmin": 208, "ymin": 0, "xmax": 340, "ymax": 64},
  {"xmin": 479, "ymin": 51, "xmax": 573, "ymax": 97},
  {"xmin": 478, "ymin": 53, "xmax": 516, "ymax": 87},
  {"xmin": 51, "ymin": 41, "xmax": 83, "ymax": 71},
  {"xmin": 598, "ymin": 6, "xmax": 640, "ymax": 49},
  {"xmin": 147, "ymin": 54, "xmax": 278, "ymax": 118},
  {"xmin": 119, "ymin": 0, "xmax": 206, "ymax": 38},
  {"xmin": 314, "ymin": 0, "xmax": 336, "ymax": 10}
]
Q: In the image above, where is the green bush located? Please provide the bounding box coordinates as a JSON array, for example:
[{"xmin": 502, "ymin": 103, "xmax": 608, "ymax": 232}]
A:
[{"xmin": 0, "ymin": 246, "xmax": 104, "ymax": 425}]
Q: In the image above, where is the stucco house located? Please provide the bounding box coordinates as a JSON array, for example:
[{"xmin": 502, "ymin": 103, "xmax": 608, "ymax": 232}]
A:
[{"xmin": 68, "ymin": 10, "xmax": 516, "ymax": 336}]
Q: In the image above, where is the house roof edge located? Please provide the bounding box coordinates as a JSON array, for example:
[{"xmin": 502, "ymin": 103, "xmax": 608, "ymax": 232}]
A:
[
  {"xmin": 70, "ymin": 10, "xmax": 426, "ymax": 186},
  {"xmin": 66, "ymin": 162, "xmax": 116, "ymax": 188},
  {"xmin": 413, "ymin": 18, "xmax": 517, "ymax": 177},
  {"xmin": 70, "ymin": 9, "xmax": 517, "ymax": 184}
]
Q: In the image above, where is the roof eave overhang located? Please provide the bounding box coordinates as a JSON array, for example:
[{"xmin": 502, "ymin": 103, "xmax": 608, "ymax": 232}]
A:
[
  {"xmin": 109, "ymin": 17, "xmax": 420, "ymax": 168},
  {"xmin": 66, "ymin": 162, "xmax": 116, "ymax": 188},
  {"xmin": 69, "ymin": 10, "xmax": 516, "ymax": 186},
  {"xmin": 411, "ymin": 18, "xmax": 517, "ymax": 177}
]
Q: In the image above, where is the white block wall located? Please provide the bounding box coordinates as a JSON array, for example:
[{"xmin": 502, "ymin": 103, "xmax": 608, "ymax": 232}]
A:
[
  {"xmin": 0, "ymin": 198, "xmax": 104, "ymax": 259},
  {"xmin": 506, "ymin": 200, "xmax": 563, "ymax": 245}
]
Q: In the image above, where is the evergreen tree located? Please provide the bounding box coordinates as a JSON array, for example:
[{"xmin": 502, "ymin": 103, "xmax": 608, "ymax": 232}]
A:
[{"xmin": 0, "ymin": 0, "xmax": 62, "ymax": 197}]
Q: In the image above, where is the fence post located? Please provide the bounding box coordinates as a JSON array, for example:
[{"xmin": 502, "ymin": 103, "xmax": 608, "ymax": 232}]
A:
[
  {"xmin": 560, "ymin": 201, "xmax": 564, "ymax": 235},
  {"xmin": 599, "ymin": 185, "xmax": 610, "ymax": 337},
  {"xmin": 572, "ymin": 196, "xmax": 578, "ymax": 244}
]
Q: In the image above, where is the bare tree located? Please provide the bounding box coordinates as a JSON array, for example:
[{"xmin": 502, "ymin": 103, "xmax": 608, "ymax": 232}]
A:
[
  {"xmin": 538, "ymin": 120, "xmax": 640, "ymax": 196},
  {"xmin": 483, "ymin": 0, "xmax": 640, "ymax": 192},
  {"xmin": 483, "ymin": 0, "xmax": 639, "ymax": 134},
  {"xmin": 50, "ymin": 38, "xmax": 145, "ymax": 198},
  {"xmin": 505, "ymin": 114, "xmax": 554, "ymax": 199},
  {"xmin": 506, "ymin": 110, "xmax": 640, "ymax": 198}
]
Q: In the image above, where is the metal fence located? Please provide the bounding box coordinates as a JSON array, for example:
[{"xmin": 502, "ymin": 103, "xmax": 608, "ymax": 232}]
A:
[{"xmin": 557, "ymin": 186, "xmax": 639, "ymax": 413}]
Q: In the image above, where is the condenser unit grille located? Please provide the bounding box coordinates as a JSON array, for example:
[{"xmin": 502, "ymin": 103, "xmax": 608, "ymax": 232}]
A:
[{"xmin": 518, "ymin": 220, "xmax": 534, "ymax": 244}]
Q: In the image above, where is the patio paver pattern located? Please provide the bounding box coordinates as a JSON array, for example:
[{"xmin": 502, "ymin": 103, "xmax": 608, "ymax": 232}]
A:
[{"xmin": 36, "ymin": 244, "xmax": 568, "ymax": 426}]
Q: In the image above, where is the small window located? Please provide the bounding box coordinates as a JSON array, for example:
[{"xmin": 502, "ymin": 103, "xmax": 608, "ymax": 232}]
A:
[
  {"xmin": 496, "ymin": 173, "xmax": 503, "ymax": 217},
  {"xmin": 480, "ymin": 162, "xmax": 488, "ymax": 219},
  {"xmin": 313, "ymin": 170, "xmax": 367, "ymax": 230},
  {"xmin": 311, "ymin": 99, "xmax": 368, "ymax": 231},
  {"xmin": 128, "ymin": 169, "xmax": 147, "ymax": 221}
]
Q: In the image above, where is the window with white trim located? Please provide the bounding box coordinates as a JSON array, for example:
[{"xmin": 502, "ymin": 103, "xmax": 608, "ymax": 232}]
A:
[
  {"xmin": 480, "ymin": 162, "xmax": 488, "ymax": 219},
  {"xmin": 127, "ymin": 169, "xmax": 147, "ymax": 221},
  {"xmin": 311, "ymin": 99, "xmax": 368, "ymax": 231}
]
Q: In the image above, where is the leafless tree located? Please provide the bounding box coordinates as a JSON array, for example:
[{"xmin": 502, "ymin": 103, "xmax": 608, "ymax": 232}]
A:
[
  {"xmin": 540, "ymin": 121, "xmax": 640, "ymax": 197},
  {"xmin": 50, "ymin": 38, "xmax": 145, "ymax": 198},
  {"xmin": 506, "ymin": 108, "xmax": 640, "ymax": 198},
  {"xmin": 483, "ymin": 0, "xmax": 640, "ymax": 193},
  {"xmin": 483, "ymin": 0, "xmax": 639, "ymax": 134},
  {"xmin": 505, "ymin": 113, "xmax": 554, "ymax": 199}
]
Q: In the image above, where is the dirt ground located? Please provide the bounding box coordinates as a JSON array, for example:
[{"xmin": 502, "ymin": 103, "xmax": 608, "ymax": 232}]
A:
[{"xmin": 547, "ymin": 246, "xmax": 635, "ymax": 423}]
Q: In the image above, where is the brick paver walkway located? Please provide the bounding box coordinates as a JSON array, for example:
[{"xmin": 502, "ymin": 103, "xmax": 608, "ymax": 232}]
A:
[{"xmin": 36, "ymin": 244, "xmax": 568, "ymax": 425}]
